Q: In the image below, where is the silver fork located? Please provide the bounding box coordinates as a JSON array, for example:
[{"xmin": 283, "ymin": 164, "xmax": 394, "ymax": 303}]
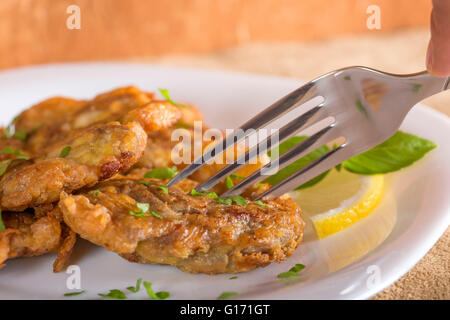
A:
[{"xmin": 168, "ymin": 67, "xmax": 449, "ymax": 199}]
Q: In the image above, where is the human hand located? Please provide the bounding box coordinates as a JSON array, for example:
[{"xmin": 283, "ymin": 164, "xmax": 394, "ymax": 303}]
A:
[{"xmin": 427, "ymin": 0, "xmax": 450, "ymax": 77}]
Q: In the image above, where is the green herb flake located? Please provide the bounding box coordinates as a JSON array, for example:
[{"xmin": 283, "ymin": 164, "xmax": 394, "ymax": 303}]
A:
[
  {"xmin": 216, "ymin": 197, "xmax": 233, "ymax": 205},
  {"xmin": 0, "ymin": 157, "xmax": 29, "ymax": 177},
  {"xmin": 158, "ymin": 88, "xmax": 189, "ymax": 109},
  {"xmin": 64, "ymin": 290, "xmax": 85, "ymax": 297},
  {"xmin": 127, "ymin": 278, "xmax": 143, "ymax": 293},
  {"xmin": 144, "ymin": 166, "xmax": 179, "ymax": 179},
  {"xmin": 59, "ymin": 146, "xmax": 71, "ymax": 158},
  {"xmin": 254, "ymin": 200, "xmax": 268, "ymax": 207},
  {"xmin": 98, "ymin": 289, "xmax": 127, "ymax": 300},
  {"xmin": 150, "ymin": 210, "xmax": 163, "ymax": 219},
  {"xmin": 217, "ymin": 292, "xmax": 238, "ymax": 300},
  {"xmin": 138, "ymin": 181, "xmax": 151, "ymax": 186},
  {"xmin": 0, "ymin": 146, "xmax": 24, "ymax": 156},
  {"xmin": 355, "ymin": 99, "xmax": 369, "ymax": 119},
  {"xmin": 93, "ymin": 189, "xmax": 100, "ymax": 196},
  {"xmin": 229, "ymin": 276, "xmax": 238, "ymax": 280},
  {"xmin": 174, "ymin": 121, "xmax": 194, "ymax": 129},
  {"xmin": 143, "ymin": 281, "xmax": 170, "ymax": 300},
  {"xmin": 156, "ymin": 185, "xmax": 169, "ymax": 195},
  {"xmin": 229, "ymin": 195, "xmax": 247, "ymax": 206},
  {"xmin": 412, "ymin": 83, "xmax": 423, "ymax": 92},
  {"xmin": 190, "ymin": 189, "xmax": 219, "ymax": 199},
  {"xmin": 0, "ymin": 209, "xmax": 5, "ymax": 232},
  {"xmin": 225, "ymin": 176, "xmax": 234, "ymax": 189},
  {"xmin": 13, "ymin": 131, "xmax": 28, "ymax": 141},
  {"xmin": 277, "ymin": 264, "xmax": 305, "ymax": 279},
  {"xmin": 130, "ymin": 202, "xmax": 150, "ymax": 218},
  {"xmin": 230, "ymin": 173, "xmax": 245, "ymax": 179}
]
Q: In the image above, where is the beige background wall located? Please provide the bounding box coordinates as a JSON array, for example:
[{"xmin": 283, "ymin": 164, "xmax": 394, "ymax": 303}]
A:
[{"xmin": 0, "ymin": 0, "xmax": 432, "ymax": 70}]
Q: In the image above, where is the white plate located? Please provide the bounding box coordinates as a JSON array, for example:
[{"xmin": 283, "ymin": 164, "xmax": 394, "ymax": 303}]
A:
[{"xmin": 0, "ymin": 63, "xmax": 449, "ymax": 300}]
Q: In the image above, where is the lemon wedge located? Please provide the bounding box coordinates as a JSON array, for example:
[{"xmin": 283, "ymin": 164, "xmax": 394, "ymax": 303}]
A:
[{"xmin": 291, "ymin": 170, "xmax": 384, "ymax": 238}]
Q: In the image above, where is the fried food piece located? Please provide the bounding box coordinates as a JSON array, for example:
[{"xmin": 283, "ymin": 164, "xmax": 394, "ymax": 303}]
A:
[
  {"xmin": 59, "ymin": 178, "xmax": 304, "ymax": 274},
  {"xmin": 0, "ymin": 212, "xmax": 61, "ymax": 269},
  {"xmin": 53, "ymin": 224, "xmax": 77, "ymax": 273},
  {"xmin": 16, "ymin": 87, "xmax": 181, "ymax": 153},
  {"xmin": 0, "ymin": 122, "xmax": 147, "ymax": 211}
]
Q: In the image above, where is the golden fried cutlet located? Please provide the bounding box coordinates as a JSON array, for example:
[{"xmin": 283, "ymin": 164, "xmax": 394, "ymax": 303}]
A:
[
  {"xmin": 0, "ymin": 122, "xmax": 147, "ymax": 211},
  {"xmin": 59, "ymin": 178, "xmax": 304, "ymax": 274},
  {"xmin": 0, "ymin": 212, "xmax": 61, "ymax": 269},
  {"xmin": 15, "ymin": 86, "xmax": 181, "ymax": 154}
]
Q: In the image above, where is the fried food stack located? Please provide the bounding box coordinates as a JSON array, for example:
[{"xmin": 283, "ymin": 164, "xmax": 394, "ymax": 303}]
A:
[{"xmin": 0, "ymin": 87, "xmax": 304, "ymax": 274}]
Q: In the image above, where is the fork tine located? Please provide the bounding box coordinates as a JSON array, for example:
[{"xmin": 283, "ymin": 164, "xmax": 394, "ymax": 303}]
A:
[
  {"xmin": 167, "ymin": 79, "xmax": 320, "ymax": 187},
  {"xmin": 221, "ymin": 124, "xmax": 338, "ymax": 198},
  {"xmin": 254, "ymin": 145, "xmax": 347, "ymax": 200},
  {"xmin": 195, "ymin": 103, "xmax": 327, "ymax": 191}
]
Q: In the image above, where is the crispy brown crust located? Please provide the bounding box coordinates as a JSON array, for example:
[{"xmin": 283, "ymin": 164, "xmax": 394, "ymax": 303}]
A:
[
  {"xmin": 0, "ymin": 122, "xmax": 147, "ymax": 211},
  {"xmin": 59, "ymin": 178, "xmax": 305, "ymax": 274},
  {"xmin": 0, "ymin": 212, "xmax": 61, "ymax": 269}
]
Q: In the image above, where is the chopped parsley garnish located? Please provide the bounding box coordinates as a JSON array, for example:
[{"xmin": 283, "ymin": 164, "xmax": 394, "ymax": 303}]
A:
[
  {"xmin": 254, "ymin": 200, "xmax": 268, "ymax": 207},
  {"xmin": 0, "ymin": 157, "xmax": 29, "ymax": 177},
  {"xmin": 0, "ymin": 146, "xmax": 25, "ymax": 156},
  {"xmin": 229, "ymin": 276, "xmax": 238, "ymax": 280},
  {"xmin": 228, "ymin": 195, "xmax": 247, "ymax": 205},
  {"xmin": 144, "ymin": 166, "xmax": 179, "ymax": 179},
  {"xmin": 64, "ymin": 291, "xmax": 85, "ymax": 297},
  {"xmin": 138, "ymin": 181, "xmax": 151, "ymax": 186},
  {"xmin": 93, "ymin": 189, "xmax": 100, "ymax": 196},
  {"xmin": 143, "ymin": 281, "xmax": 170, "ymax": 300},
  {"xmin": 13, "ymin": 131, "xmax": 28, "ymax": 141},
  {"xmin": 150, "ymin": 210, "xmax": 163, "ymax": 219},
  {"xmin": 215, "ymin": 197, "xmax": 232, "ymax": 205},
  {"xmin": 225, "ymin": 176, "xmax": 234, "ymax": 189},
  {"xmin": 277, "ymin": 264, "xmax": 305, "ymax": 279},
  {"xmin": 127, "ymin": 278, "xmax": 143, "ymax": 293},
  {"xmin": 217, "ymin": 292, "xmax": 238, "ymax": 300},
  {"xmin": 174, "ymin": 121, "xmax": 194, "ymax": 129},
  {"xmin": 59, "ymin": 146, "xmax": 71, "ymax": 158},
  {"xmin": 412, "ymin": 83, "xmax": 423, "ymax": 92},
  {"xmin": 130, "ymin": 202, "xmax": 162, "ymax": 219},
  {"xmin": 158, "ymin": 88, "xmax": 189, "ymax": 109},
  {"xmin": 98, "ymin": 289, "xmax": 127, "ymax": 300},
  {"xmin": 190, "ymin": 189, "xmax": 219, "ymax": 198},
  {"xmin": 0, "ymin": 209, "xmax": 5, "ymax": 232},
  {"xmin": 230, "ymin": 173, "xmax": 245, "ymax": 179},
  {"xmin": 190, "ymin": 189, "xmax": 247, "ymax": 206},
  {"xmin": 156, "ymin": 185, "xmax": 169, "ymax": 194},
  {"xmin": 130, "ymin": 202, "xmax": 150, "ymax": 218}
]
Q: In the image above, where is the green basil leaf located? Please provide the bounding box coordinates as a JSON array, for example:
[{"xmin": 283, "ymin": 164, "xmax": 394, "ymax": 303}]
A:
[
  {"xmin": 263, "ymin": 136, "xmax": 331, "ymax": 189},
  {"xmin": 158, "ymin": 88, "xmax": 189, "ymax": 109},
  {"xmin": 144, "ymin": 166, "xmax": 179, "ymax": 179},
  {"xmin": 342, "ymin": 131, "xmax": 437, "ymax": 174}
]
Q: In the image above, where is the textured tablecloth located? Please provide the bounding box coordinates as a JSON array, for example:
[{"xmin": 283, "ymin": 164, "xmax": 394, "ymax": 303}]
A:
[{"xmin": 135, "ymin": 28, "xmax": 449, "ymax": 300}]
